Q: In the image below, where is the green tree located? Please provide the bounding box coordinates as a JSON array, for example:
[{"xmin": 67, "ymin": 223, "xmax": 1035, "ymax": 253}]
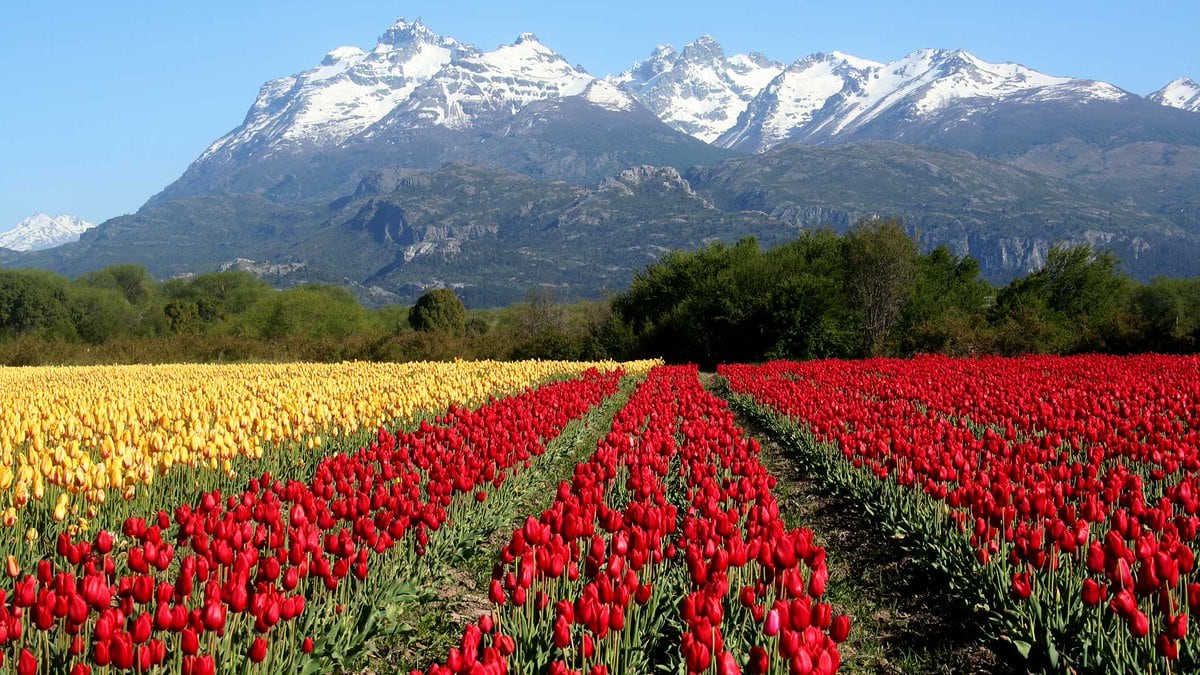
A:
[
  {"xmin": 0, "ymin": 269, "xmax": 75, "ymax": 339},
  {"xmin": 247, "ymin": 285, "xmax": 370, "ymax": 341},
  {"xmin": 163, "ymin": 299, "xmax": 201, "ymax": 334},
  {"xmin": 78, "ymin": 264, "xmax": 156, "ymax": 306},
  {"xmin": 843, "ymin": 218, "xmax": 918, "ymax": 356},
  {"xmin": 68, "ymin": 285, "xmax": 135, "ymax": 344},
  {"xmin": 613, "ymin": 238, "xmax": 761, "ymax": 364},
  {"xmin": 991, "ymin": 243, "xmax": 1131, "ymax": 353},
  {"xmin": 163, "ymin": 271, "xmax": 271, "ymax": 324},
  {"xmin": 409, "ymin": 288, "xmax": 467, "ymax": 335},
  {"xmin": 1125, "ymin": 278, "xmax": 1200, "ymax": 353},
  {"xmin": 896, "ymin": 246, "xmax": 993, "ymax": 356}
]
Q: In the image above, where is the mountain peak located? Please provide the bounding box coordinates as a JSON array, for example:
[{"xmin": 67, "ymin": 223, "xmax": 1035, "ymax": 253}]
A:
[
  {"xmin": 377, "ymin": 18, "xmax": 439, "ymax": 46},
  {"xmin": 902, "ymin": 47, "xmax": 975, "ymax": 66},
  {"xmin": 0, "ymin": 213, "xmax": 96, "ymax": 252},
  {"xmin": 680, "ymin": 35, "xmax": 725, "ymax": 61},
  {"xmin": 826, "ymin": 50, "xmax": 883, "ymax": 70},
  {"xmin": 611, "ymin": 37, "xmax": 783, "ymax": 142},
  {"xmin": 1150, "ymin": 77, "xmax": 1200, "ymax": 112},
  {"xmin": 371, "ymin": 30, "xmax": 595, "ymax": 131},
  {"xmin": 713, "ymin": 45, "xmax": 1136, "ymax": 152},
  {"xmin": 651, "ymin": 44, "xmax": 676, "ymax": 58},
  {"xmin": 321, "ymin": 46, "xmax": 365, "ymax": 66}
]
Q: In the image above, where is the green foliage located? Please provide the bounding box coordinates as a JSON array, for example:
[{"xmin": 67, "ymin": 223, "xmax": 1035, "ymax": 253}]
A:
[
  {"xmin": 843, "ymin": 218, "xmax": 919, "ymax": 356},
  {"xmin": 243, "ymin": 285, "xmax": 370, "ymax": 341},
  {"xmin": 68, "ymin": 284, "xmax": 135, "ymax": 344},
  {"xmin": 409, "ymin": 288, "xmax": 467, "ymax": 335},
  {"xmin": 77, "ymin": 264, "xmax": 156, "ymax": 306},
  {"xmin": 1, "ymin": 233, "xmax": 1199, "ymax": 365},
  {"xmin": 896, "ymin": 246, "xmax": 992, "ymax": 356},
  {"xmin": 991, "ymin": 243, "xmax": 1132, "ymax": 354},
  {"xmin": 371, "ymin": 304, "xmax": 412, "ymax": 335},
  {"xmin": 163, "ymin": 299, "xmax": 200, "ymax": 334},
  {"xmin": 0, "ymin": 269, "xmax": 76, "ymax": 339},
  {"xmin": 608, "ymin": 226, "xmax": 1196, "ymax": 363},
  {"xmin": 1123, "ymin": 277, "xmax": 1200, "ymax": 353},
  {"xmin": 162, "ymin": 271, "xmax": 272, "ymax": 322},
  {"xmin": 612, "ymin": 231, "xmax": 869, "ymax": 365}
]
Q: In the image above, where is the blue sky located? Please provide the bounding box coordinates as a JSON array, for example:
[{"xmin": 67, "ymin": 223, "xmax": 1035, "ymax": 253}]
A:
[{"xmin": 1, "ymin": 0, "xmax": 1196, "ymax": 232}]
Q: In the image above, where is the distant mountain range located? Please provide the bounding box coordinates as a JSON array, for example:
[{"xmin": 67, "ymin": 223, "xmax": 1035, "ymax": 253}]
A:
[
  {"xmin": 5, "ymin": 18, "xmax": 1199, "ymax": 305},
  {"xmin": 0, "ymin": 214, "xmax": 95, "ymax": 252}
]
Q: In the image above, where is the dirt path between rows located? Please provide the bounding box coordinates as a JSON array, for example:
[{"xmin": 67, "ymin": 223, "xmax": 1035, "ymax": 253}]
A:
[{"xmin": 703, "ymin": 373, "xmax": 1011, "ymax": 674}]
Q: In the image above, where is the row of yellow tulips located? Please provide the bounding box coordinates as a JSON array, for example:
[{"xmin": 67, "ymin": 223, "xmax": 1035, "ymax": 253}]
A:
[{"xmin": 0, "ymin": 359, "xmax": 659, "ymax": 529}]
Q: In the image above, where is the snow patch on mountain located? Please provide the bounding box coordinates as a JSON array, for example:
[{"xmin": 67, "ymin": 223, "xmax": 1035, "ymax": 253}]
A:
[
  {"xmin": 608, "ymin": 36, "xmax": 783, "ymax": 143},
  {"xmin": 717, "ymin": 47, "xmax": 1133, "ymax": 151},
  {"xmin": 1150, "ymin": 77, "xmax": 1200, "ymax": 112},
  {"xmin": 0, "ymin": 214, "xmax": 95, "ymax": 252},
  {"xmin": 380, "ymin": 32, "xmax": 595, "ymax": 130},
  {"xmin": 718, "ymin": 52, "xmax": 878, "ymax": 150},
  {"xmin": 581, "ymin": 80, "xmax": 639, "ymax": 112}
]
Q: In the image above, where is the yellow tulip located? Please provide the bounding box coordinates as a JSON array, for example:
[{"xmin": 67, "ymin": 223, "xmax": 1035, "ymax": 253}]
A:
[{"xmin": 0, "ymin": 359, "xmax": 659, "ymax": 518}]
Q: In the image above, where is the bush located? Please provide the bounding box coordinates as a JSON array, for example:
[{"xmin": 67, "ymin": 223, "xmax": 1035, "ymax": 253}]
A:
[{"xmin": 409, "ymin": 288, "xmax": 467, "ymax": 335}]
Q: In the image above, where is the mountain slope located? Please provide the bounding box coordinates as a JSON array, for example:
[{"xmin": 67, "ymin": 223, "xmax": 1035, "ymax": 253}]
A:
[
  {"xmin": 16, "ymin": 142, "xmax": 1198, "ymax": 303},
  {"xmin": 0, "ymin": 214, "xmax": 96, "ymax": 252},
  {"xmin": 684, "ymin": 142, "xmax": 1192, "ymax": 280},
  {"xmin": 1150, "ymin": 78, "xmax": 1200, "ymax": 113},
  {"xmin": 25, "ymin": 196, "xmax": 325, "ymax": 278},
  {"xmin": 20, "ymin": 163, "xmax": 787, "ymax": 306}
]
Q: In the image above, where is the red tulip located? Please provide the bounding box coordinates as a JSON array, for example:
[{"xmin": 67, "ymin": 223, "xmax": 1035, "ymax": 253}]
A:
[
  {"xmin": 831, "ymin": 614, "xmax": 851, "ymax": 643},
  {"xmin": 17, "ymin": 649, "xmax": 36, "ymax": 675},
  {"xmin": 762, "ymin": 607, "xmax": 780, "ymax": 636},
  {"xmin": 1010, "ymin": 572, "xmax": 1032, "ymax": 600},
  {"xmin": 1081, "ymin": 579, "xmax": 1103, "ymax": 607},
  {"xmin": 1131, "ymin": 611, "xmax": 1150, "ymax": 638},
  {"xmin": 248, "ymin": 637, "xmax": 268, "ymax": 663}
]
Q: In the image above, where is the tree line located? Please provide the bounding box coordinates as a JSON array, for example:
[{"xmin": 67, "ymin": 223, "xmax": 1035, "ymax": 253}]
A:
[
  {"xmin": 607, "ymin": 219, "xmax": 1200, "ymax": 365},
  {"xmin": 0, "ymin": 219, "xmax": 1198, "ymax": 366},
  {"xmin": 0, "ymin": 266, "xmax": 611, "ymax": 366}
]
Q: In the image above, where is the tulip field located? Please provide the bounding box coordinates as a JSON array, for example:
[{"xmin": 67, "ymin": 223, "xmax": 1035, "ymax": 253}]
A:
[
  {"xmin": 418, "ymin": 365, "xmax": 847, "ymax": 675},
  {"xmin": 0, "ymin": 360, "xmax": 634, "ymax": 534},
  {"xmin": 722, "ymin": 354, "xmax": 1200, "ymax": 674},
  {"xmin": 2, "ymin": 354, "xmax": 1195, "ymax": 674}
]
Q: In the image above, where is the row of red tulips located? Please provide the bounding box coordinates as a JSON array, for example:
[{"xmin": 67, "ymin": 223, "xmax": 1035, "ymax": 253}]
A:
[
  {"xmin": 721, "ymin": 355, "xmax": 1200, "ymax": 673},
  {"xmin": 419, "ymin": 365, "xmax": 848, "ymax": 675},
  {"xmin": 0, "ymin": 368, "xmax": 624, "ymax": 674}
]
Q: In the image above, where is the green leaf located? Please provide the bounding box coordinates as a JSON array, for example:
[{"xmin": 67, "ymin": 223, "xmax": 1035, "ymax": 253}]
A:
[{"xmin": 1011, "ymin": 639, "xmax": 1033, "ymax": 659}]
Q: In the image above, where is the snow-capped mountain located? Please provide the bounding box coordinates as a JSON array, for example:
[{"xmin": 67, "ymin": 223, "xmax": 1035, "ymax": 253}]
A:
[
  {"xmin": 201, "ymin": 20, "xmax": 639, "ymax": 162},
  {"xmin": 1150, "ymin": 78, "xmax": 1200, "ymax": 113},
  {"xmin": 153, "ymin": 18, "xmax": 710, "ymax": 205},
  {"xmin": 714, "ymin": 48, "xmax": 1130, "ymax": 151},
  {"xmin": 717, "ymin": 52, "xmax": 881, "ymax": 152},
  {"xmin": 368, "ymin": 32, "xmax": 631, "ymax": 132},
  {"xmin": 0, "ymin": 214, "xmax": 95, "ymax": 252},
  {"xmin": 608, "ymin": 37, "xmax": 783, "ymax": 143},
  {"xmin": 202, "ymin": 20, "xmax": 472, "ymax": 161}
]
